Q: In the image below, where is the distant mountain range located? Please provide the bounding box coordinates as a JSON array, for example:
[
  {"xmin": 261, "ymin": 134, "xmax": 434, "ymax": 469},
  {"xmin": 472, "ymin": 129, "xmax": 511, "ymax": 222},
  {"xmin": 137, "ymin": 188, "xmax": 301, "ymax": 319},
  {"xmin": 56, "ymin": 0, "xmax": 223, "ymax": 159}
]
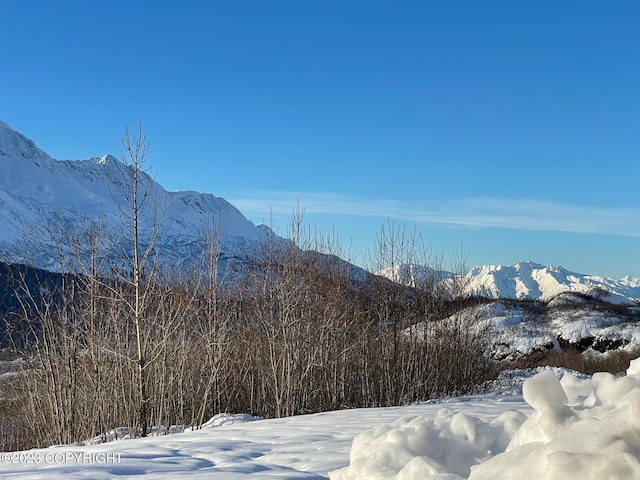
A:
[
  {"xmin": 1, "ymin": 120, "xmax": 638, "ymax": 304},
  {"xmin": 464, "ymin": 261, "xmax": 640, "ymax": 304},
  {"xmin": 380, "ymin": 261, "xmax": 640, "ymax": 304}
]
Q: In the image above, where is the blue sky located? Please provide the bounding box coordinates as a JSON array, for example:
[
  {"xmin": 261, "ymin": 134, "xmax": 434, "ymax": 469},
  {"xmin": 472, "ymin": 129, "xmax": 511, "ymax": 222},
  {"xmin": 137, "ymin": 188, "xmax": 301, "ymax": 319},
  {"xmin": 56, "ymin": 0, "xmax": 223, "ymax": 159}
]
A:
[{"xmin": 1, "ymin": 1, "xmax": 639, "ymax": 277}]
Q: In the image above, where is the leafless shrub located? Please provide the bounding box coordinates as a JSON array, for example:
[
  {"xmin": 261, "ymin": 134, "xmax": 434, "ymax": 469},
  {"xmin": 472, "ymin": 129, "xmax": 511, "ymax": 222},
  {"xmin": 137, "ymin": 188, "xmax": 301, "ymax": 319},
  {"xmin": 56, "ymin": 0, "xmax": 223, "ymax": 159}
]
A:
[
  {"xmin": 0, "ymin": 143, "xmax": 498, "ymax": 449},
  {"xmin": 509, "ymin": 346, "xmax": 640, "ymax": 375}
]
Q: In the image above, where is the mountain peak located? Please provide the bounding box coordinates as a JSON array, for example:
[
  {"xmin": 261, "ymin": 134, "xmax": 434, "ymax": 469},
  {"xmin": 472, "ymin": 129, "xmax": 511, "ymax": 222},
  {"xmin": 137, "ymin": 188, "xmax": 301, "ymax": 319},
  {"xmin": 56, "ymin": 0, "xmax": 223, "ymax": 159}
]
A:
[{"xmin": 98, "ymin": 154, "xmax": 117, "ymax": 165}]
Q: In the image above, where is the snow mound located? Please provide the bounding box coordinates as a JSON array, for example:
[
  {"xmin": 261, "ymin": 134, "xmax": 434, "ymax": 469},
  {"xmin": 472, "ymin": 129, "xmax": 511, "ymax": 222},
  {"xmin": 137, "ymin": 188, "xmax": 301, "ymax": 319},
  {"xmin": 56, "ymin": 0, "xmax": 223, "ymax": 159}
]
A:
[
  {"xmin": 331, "ymin": 358, "xmax": 640, "ymax": 479},
  {"xmin": 200, "ymin": 412, "xmax": 261, "ymax": 428},
  {"xmin": 330, "ymin": 409, "xmax": 526, "ymax": 479}
]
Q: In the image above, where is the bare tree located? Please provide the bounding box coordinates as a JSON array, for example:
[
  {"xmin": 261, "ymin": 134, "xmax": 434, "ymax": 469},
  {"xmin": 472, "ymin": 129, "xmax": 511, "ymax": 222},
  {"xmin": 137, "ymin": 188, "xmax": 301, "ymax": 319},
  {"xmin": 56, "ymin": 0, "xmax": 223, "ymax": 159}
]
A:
[{"xmin": 112, "ymin": 122, "xmax": 163, "ymax": 437}]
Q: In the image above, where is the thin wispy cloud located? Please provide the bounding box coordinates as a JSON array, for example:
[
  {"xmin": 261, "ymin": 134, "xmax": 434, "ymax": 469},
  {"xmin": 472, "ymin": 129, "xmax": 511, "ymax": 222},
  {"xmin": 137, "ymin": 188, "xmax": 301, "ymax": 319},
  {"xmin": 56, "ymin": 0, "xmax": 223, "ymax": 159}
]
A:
[{"xmin": 226, "ymin": 191, "xmax": 640, "ymax": 237}]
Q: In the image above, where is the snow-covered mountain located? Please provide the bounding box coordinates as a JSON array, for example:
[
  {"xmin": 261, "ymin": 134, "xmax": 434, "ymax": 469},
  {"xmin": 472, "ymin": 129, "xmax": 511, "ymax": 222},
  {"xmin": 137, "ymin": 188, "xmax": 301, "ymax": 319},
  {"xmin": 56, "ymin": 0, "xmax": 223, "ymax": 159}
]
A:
[
  {"xmin": 0, "ymin": 120, "xmax": 271, "ymax": 275},
  {"xmin": 380, "ymin": 261, "xmax": 640, "ymax": 303},
  {"xmin": 464, "ymin": 261, "xmax": 640, "ymax": 303}
]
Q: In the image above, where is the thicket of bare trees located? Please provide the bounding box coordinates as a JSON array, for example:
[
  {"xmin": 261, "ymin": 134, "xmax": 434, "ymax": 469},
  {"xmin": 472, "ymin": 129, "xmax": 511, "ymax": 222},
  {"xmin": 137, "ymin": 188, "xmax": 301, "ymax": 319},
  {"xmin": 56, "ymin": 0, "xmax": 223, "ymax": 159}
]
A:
[{"xmin": 0, "ymin": 128, "xmax": 495, "ymax": 450}]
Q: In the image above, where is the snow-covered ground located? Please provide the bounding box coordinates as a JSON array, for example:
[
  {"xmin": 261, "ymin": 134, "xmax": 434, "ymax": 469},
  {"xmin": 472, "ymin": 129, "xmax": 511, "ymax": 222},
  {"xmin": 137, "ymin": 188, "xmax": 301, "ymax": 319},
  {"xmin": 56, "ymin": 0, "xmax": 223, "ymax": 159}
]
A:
[
  {"xmin": 450, "ymin": 299, "xmax": 640, "ymax": 360},
  {"xmin": 2, "ymin": 361, "xmax": 640, "ymax": 479},
  {"xmin": 0, "ymin": 395, "xmax": 528, "ymax": 479}
]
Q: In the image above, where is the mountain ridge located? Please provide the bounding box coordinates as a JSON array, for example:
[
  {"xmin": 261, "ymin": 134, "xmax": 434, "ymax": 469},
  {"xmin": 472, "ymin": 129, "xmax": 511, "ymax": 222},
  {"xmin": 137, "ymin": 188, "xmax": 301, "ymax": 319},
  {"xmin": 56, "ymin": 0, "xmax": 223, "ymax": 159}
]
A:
[
  {"xmin": 465, "ymin": 260, "xmax": 640, "ymax": 302},
  {"xmin": 0, "ymin": 120, "xmax": 270, "ymax": 275},
  {"xmin": 379, "ymin": 260, "xmax": 640, "ymax": 303}
]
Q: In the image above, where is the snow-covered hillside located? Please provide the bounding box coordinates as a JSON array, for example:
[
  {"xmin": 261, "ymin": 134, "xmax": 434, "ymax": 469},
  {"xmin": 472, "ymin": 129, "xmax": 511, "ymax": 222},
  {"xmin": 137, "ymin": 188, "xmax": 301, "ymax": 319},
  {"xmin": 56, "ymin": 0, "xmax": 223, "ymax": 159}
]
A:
[
  {"xmin": 446, "ymin": 298, "xmax": 640, "ymax": 360},
  {"xmin": 0, "ymin": 121, "xmax": 269, "ymax": 274}
]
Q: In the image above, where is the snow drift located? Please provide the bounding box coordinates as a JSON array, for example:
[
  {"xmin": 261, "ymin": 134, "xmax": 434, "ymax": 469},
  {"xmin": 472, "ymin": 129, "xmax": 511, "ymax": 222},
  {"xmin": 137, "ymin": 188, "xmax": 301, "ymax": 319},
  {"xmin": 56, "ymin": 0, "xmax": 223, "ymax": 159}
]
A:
[{"xmin": 331, "ymin": 358, "xmax": 640, "ymax": 479}]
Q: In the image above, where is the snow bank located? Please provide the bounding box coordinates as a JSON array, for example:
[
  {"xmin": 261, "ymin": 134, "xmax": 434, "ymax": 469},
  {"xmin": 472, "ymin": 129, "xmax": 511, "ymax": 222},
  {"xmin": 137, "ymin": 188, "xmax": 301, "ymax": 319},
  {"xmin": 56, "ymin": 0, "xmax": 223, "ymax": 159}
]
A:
[
  {"xmin": 331, "ymin": 358, "xmax": 640, "ymax": 479},
  {"xmin": 329, "ymin": 409, "xmax": 526, "ymax": 479}
]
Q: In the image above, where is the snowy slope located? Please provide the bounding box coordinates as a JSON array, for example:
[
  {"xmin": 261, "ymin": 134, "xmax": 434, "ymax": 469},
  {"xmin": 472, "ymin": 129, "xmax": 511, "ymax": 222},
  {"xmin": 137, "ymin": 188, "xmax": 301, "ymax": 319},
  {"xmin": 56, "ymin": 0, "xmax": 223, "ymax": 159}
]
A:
[
  {"xmin": 0, "ymin": 383, "xmax": 532, "ymax": 479},
  {"xmin": 0, "ymin": 121, "xmax": 269, "ymax": 274},
  {"xmin": 452, "ymin": 299, "xmax": 640, "ymax": 360}
]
